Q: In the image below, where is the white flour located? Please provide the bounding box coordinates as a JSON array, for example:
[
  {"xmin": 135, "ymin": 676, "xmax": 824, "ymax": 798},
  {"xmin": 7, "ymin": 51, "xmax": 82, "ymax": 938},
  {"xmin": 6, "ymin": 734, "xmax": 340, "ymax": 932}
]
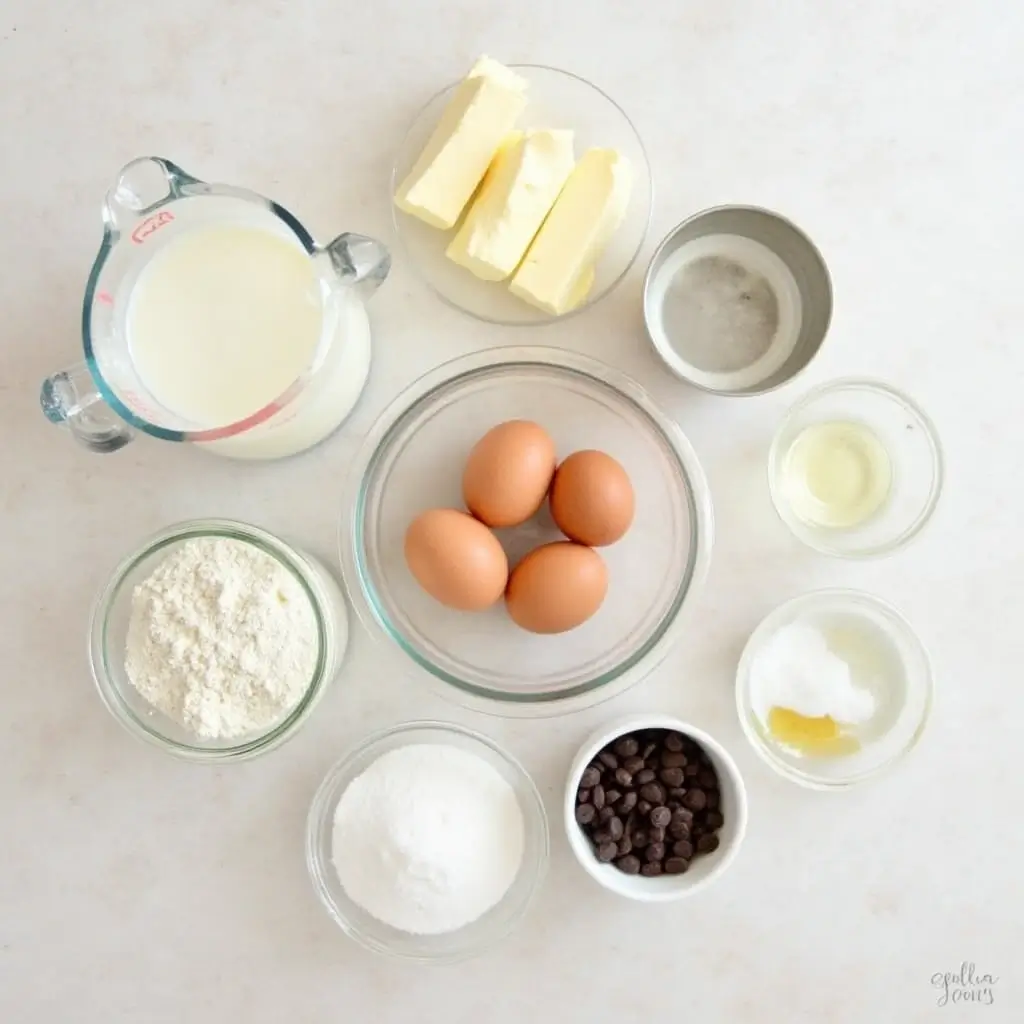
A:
[
  {"xmin": 124, "ymin": 536, "xmax": 318, "ymax": 739},
  {"xmin": 332, "ymin": 743, "xmax": 525, "ymax": 935}
]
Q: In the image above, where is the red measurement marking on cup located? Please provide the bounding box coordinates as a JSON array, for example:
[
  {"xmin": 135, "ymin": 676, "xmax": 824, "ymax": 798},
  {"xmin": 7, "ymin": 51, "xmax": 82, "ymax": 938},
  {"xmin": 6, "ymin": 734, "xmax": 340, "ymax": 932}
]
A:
[
  {"xmin": 97, "ymin": 291, "xmax": 114, "ymax": 306},
  {"xmin": 131, "ymin": 211, "xmax": 175, "ymax": 245}
]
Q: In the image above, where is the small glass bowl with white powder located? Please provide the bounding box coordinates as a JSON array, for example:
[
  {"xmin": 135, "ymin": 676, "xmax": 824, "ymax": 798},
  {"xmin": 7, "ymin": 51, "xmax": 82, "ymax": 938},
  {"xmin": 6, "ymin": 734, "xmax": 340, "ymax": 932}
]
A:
[
  {"xmin": 736, "ymin": 589, "xmax": 933, "ymax": 788},
  {"xmin": 90, "ymin": 519, "xmax": 349, "ymax": 761},
  {"xmin": 306, "ymin": 721, "xmax": 549, "ymax": 963}
]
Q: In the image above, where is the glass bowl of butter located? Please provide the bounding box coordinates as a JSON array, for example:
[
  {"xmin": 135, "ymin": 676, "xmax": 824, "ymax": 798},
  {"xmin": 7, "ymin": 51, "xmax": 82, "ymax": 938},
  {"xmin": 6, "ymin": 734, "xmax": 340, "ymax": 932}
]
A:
[
  {"xmin": 391, "ymin": 58, "xmax": 652, "ymax": 325},
  {"xmin": 735, "ymin": 589, "xmax": 934, "ymax": 788}
]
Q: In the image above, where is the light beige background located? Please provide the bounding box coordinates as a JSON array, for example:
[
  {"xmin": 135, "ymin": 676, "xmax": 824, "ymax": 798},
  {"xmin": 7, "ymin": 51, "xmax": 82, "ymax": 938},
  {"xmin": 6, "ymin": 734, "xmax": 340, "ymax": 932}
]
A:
[{"xmin": 1, "ymin": 1, "xmax": 1020, "ymax": 1021}]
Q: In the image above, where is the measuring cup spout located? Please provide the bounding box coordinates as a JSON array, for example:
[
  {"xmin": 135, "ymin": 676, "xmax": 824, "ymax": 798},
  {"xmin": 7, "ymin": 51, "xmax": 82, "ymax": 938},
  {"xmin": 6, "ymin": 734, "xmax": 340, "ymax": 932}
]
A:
[
  {"xmin": 40, "ymin": 363, "xmax": 134, "ymax": 453},
  {"xmin": 323, "ymin": 232, "xmax": 391, "ymax": 303}
]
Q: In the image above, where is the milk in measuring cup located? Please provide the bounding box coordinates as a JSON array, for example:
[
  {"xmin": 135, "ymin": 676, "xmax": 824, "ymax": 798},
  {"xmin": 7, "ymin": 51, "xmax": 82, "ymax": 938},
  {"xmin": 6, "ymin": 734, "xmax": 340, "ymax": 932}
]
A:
[{"xmin": 127, "ymin": 224, "xmax": 370, "ymax": 459}]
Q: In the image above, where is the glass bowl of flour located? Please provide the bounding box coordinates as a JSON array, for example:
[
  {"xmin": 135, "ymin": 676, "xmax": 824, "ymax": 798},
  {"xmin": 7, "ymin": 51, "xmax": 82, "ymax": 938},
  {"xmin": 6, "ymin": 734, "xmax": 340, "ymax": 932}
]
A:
[
  {"xmin": 89, "ymin": 519, "xmax": 349, "ymax": 761},
  {"xmin": 306, "ymin": 720, "xmax": 549, "ymax": 962}
]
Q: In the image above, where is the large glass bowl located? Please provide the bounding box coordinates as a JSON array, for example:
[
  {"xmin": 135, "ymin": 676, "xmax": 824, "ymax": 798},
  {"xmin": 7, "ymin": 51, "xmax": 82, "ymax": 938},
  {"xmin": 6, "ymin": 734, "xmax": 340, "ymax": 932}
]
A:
[
  {"xmin": 306, "ymin": 721, "xmax": 549, "ymax": 963},
  {"xmin": 391, "ymin": 64, "xmax": 653, "ymax": 325},
  {"xmin": 340, "ymin": 347, "xmax": 713, "ymax": 715}
]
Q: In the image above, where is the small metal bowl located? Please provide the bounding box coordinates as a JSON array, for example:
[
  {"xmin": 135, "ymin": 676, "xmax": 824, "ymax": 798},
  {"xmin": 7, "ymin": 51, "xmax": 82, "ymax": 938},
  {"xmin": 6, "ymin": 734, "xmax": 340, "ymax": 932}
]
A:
[{"xmin": 642, "ymin": 206, "xmax": 832, "ymax": 395}]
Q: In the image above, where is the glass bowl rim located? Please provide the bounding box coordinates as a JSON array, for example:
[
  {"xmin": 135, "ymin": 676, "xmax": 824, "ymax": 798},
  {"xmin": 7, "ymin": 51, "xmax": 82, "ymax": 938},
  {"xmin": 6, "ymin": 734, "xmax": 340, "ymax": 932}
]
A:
[
  {"xmin": 304, "ymin": 718, "xmax": 550, "ymax": 962},
  {"xmin": 89, "ymin": 517, "xmax": 334, "ymax": 762},
  {"xmin": 734, "ymin": 587, "xmax": 935, "ymax": 790},
  {"xmin": 767, "ymin": 376, "xmax": 944, "ymax": 558},
  {"xmin": 389, "ymin": 62, "xmax": 654, "ymax": 327},
  {"xmin": 338, "ymin": 345, "xmax": 715, "ymax": 713}
]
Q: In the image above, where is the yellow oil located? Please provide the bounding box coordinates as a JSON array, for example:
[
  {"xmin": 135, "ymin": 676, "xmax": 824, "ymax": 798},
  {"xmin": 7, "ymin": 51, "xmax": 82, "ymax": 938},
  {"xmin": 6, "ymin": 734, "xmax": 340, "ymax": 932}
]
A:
[
  {"xmin": 782, "ymin": 420, "xmax": 892, "ymax": 529},
  {"xmin": 766, "ymin": 706, "xmax": 861, "ymax": 757}
]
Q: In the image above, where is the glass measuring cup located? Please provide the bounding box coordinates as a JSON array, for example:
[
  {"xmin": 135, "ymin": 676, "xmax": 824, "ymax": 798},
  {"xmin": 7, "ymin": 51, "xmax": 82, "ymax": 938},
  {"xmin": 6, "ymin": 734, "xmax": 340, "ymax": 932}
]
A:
[{"xmin": 40, "ymin": 157, "xmax": 390, "ymax": 458}]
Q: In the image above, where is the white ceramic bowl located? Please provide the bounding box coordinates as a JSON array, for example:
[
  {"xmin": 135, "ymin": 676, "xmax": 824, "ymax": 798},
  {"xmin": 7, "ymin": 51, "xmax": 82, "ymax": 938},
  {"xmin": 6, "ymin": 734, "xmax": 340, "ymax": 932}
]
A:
[{"xmin": 564, "ymin": 715, "xmax": 748, "ymax": 901}]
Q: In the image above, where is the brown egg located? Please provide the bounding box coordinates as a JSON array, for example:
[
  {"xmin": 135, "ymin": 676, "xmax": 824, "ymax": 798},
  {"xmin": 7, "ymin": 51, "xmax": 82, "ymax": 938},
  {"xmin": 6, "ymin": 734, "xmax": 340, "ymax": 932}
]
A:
[
  {"xmin": 505, "ymin": 542, "xmax": 608, "ymax": 634},
  {"xmin": 549, "ymin": 450, "xmax": 635, "ymax": 546},
  {"xmin": 462, "ymin": 420, "xmax": 557, "ymax": 528},
  {"xmin": 404, "ymin": 508, "xmax": 508, "ymax": 611}
]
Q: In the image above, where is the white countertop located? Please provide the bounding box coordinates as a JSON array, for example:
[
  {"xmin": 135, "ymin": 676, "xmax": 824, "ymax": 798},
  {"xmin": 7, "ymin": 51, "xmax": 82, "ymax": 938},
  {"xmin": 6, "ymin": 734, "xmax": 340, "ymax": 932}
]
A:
[{"xmin": 2, "ymin": 1, "xmax": 1021, "ymax": 1020}]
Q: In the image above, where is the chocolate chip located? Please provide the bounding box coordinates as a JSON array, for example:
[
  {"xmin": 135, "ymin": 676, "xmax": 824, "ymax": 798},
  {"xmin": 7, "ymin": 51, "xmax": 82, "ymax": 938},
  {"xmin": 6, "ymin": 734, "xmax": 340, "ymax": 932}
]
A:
[
  {"xmin": 576, "ymin": 803, "xmax": 596, "ymax": 825},
  {"xmin": 580, "ymin": 728, "xmax": 727, "ymax": 879},
  {"xmin": 618, "ymin": 854, "xmax": 641, "ymax": 874},
  {"xmin": 697, "ymin": 833, "xmax": 720, "ymax": 854},
  {"xmin": 672, "ymin": 839, "xmax": 694, "ymax": 859},
  {"xmin": 614, "ymin": 736, "xmax": 639, "ymax": 758},
  {"xmin": 639, "ymin": 783, "xmax": 665, "ymax": 804},
  {"xmin": 682, "ymin": 788, "xmax": 706, "ymax": 811},
  {"xmin": 650, "ymin": 806, "xmax": 671, "ymax": 829},
  {"xmin": 646, "ymin": 842, "xmax": 666, "ymax": 862}
]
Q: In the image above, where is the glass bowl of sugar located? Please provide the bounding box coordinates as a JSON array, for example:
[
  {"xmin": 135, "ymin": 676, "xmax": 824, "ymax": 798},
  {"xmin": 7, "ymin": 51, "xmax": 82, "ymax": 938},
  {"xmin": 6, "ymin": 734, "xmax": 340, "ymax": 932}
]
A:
[
  {"xmin": 306, "ymin": 720, "xmax": 549, "ymax": 963},
  {"xmin": 735, "ymin": 589, "xmax": 934, "ymax": 789}
]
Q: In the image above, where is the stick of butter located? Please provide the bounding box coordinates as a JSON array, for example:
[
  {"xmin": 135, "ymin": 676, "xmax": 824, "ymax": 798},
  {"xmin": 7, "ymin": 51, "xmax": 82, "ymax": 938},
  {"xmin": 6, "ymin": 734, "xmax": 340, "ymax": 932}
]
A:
[
  {"xmin": 446, "ymin": 129, "xmax": 575, "ymax": 281},
  {"xmin": 394, "ymin": 58, "xmax": 528, "ymax": 230},
  {"xmin": 509, "ymin": 148, "xmax": 632, "ymax": 315}
]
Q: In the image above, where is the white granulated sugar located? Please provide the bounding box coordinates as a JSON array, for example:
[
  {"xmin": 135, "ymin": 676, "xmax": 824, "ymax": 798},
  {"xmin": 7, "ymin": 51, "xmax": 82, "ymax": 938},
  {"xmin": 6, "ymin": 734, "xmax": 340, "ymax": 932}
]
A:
[
  {"xmin": 332, "ymin": 743, "xmax": 526, "ymax": 935},
  {"xmin": 124, "ymin": 536, "xmax": 318, "ymax": 739}
]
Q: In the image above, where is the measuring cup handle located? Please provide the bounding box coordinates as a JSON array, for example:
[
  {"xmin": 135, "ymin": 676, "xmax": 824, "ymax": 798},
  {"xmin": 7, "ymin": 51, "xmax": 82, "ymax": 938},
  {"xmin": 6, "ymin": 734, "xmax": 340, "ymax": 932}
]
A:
[
  {"xmin": 40, "ymin": 363, "xmax": 134, "ymax": 453},
  {"xmin": 324, "ymin": 233, "xmax": 391, "ymax": 302}
]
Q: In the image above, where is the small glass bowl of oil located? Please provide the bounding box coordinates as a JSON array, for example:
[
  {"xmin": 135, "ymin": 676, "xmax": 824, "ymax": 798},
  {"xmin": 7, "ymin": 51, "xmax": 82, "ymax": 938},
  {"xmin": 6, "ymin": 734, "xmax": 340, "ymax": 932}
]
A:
[
  {"xmin": 736, "ymin": 589, "xmax": 934, "ymax": 789},
  {"xmin": 768, "ymin": 379, "xmax": 943, "ymax": 557}
]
